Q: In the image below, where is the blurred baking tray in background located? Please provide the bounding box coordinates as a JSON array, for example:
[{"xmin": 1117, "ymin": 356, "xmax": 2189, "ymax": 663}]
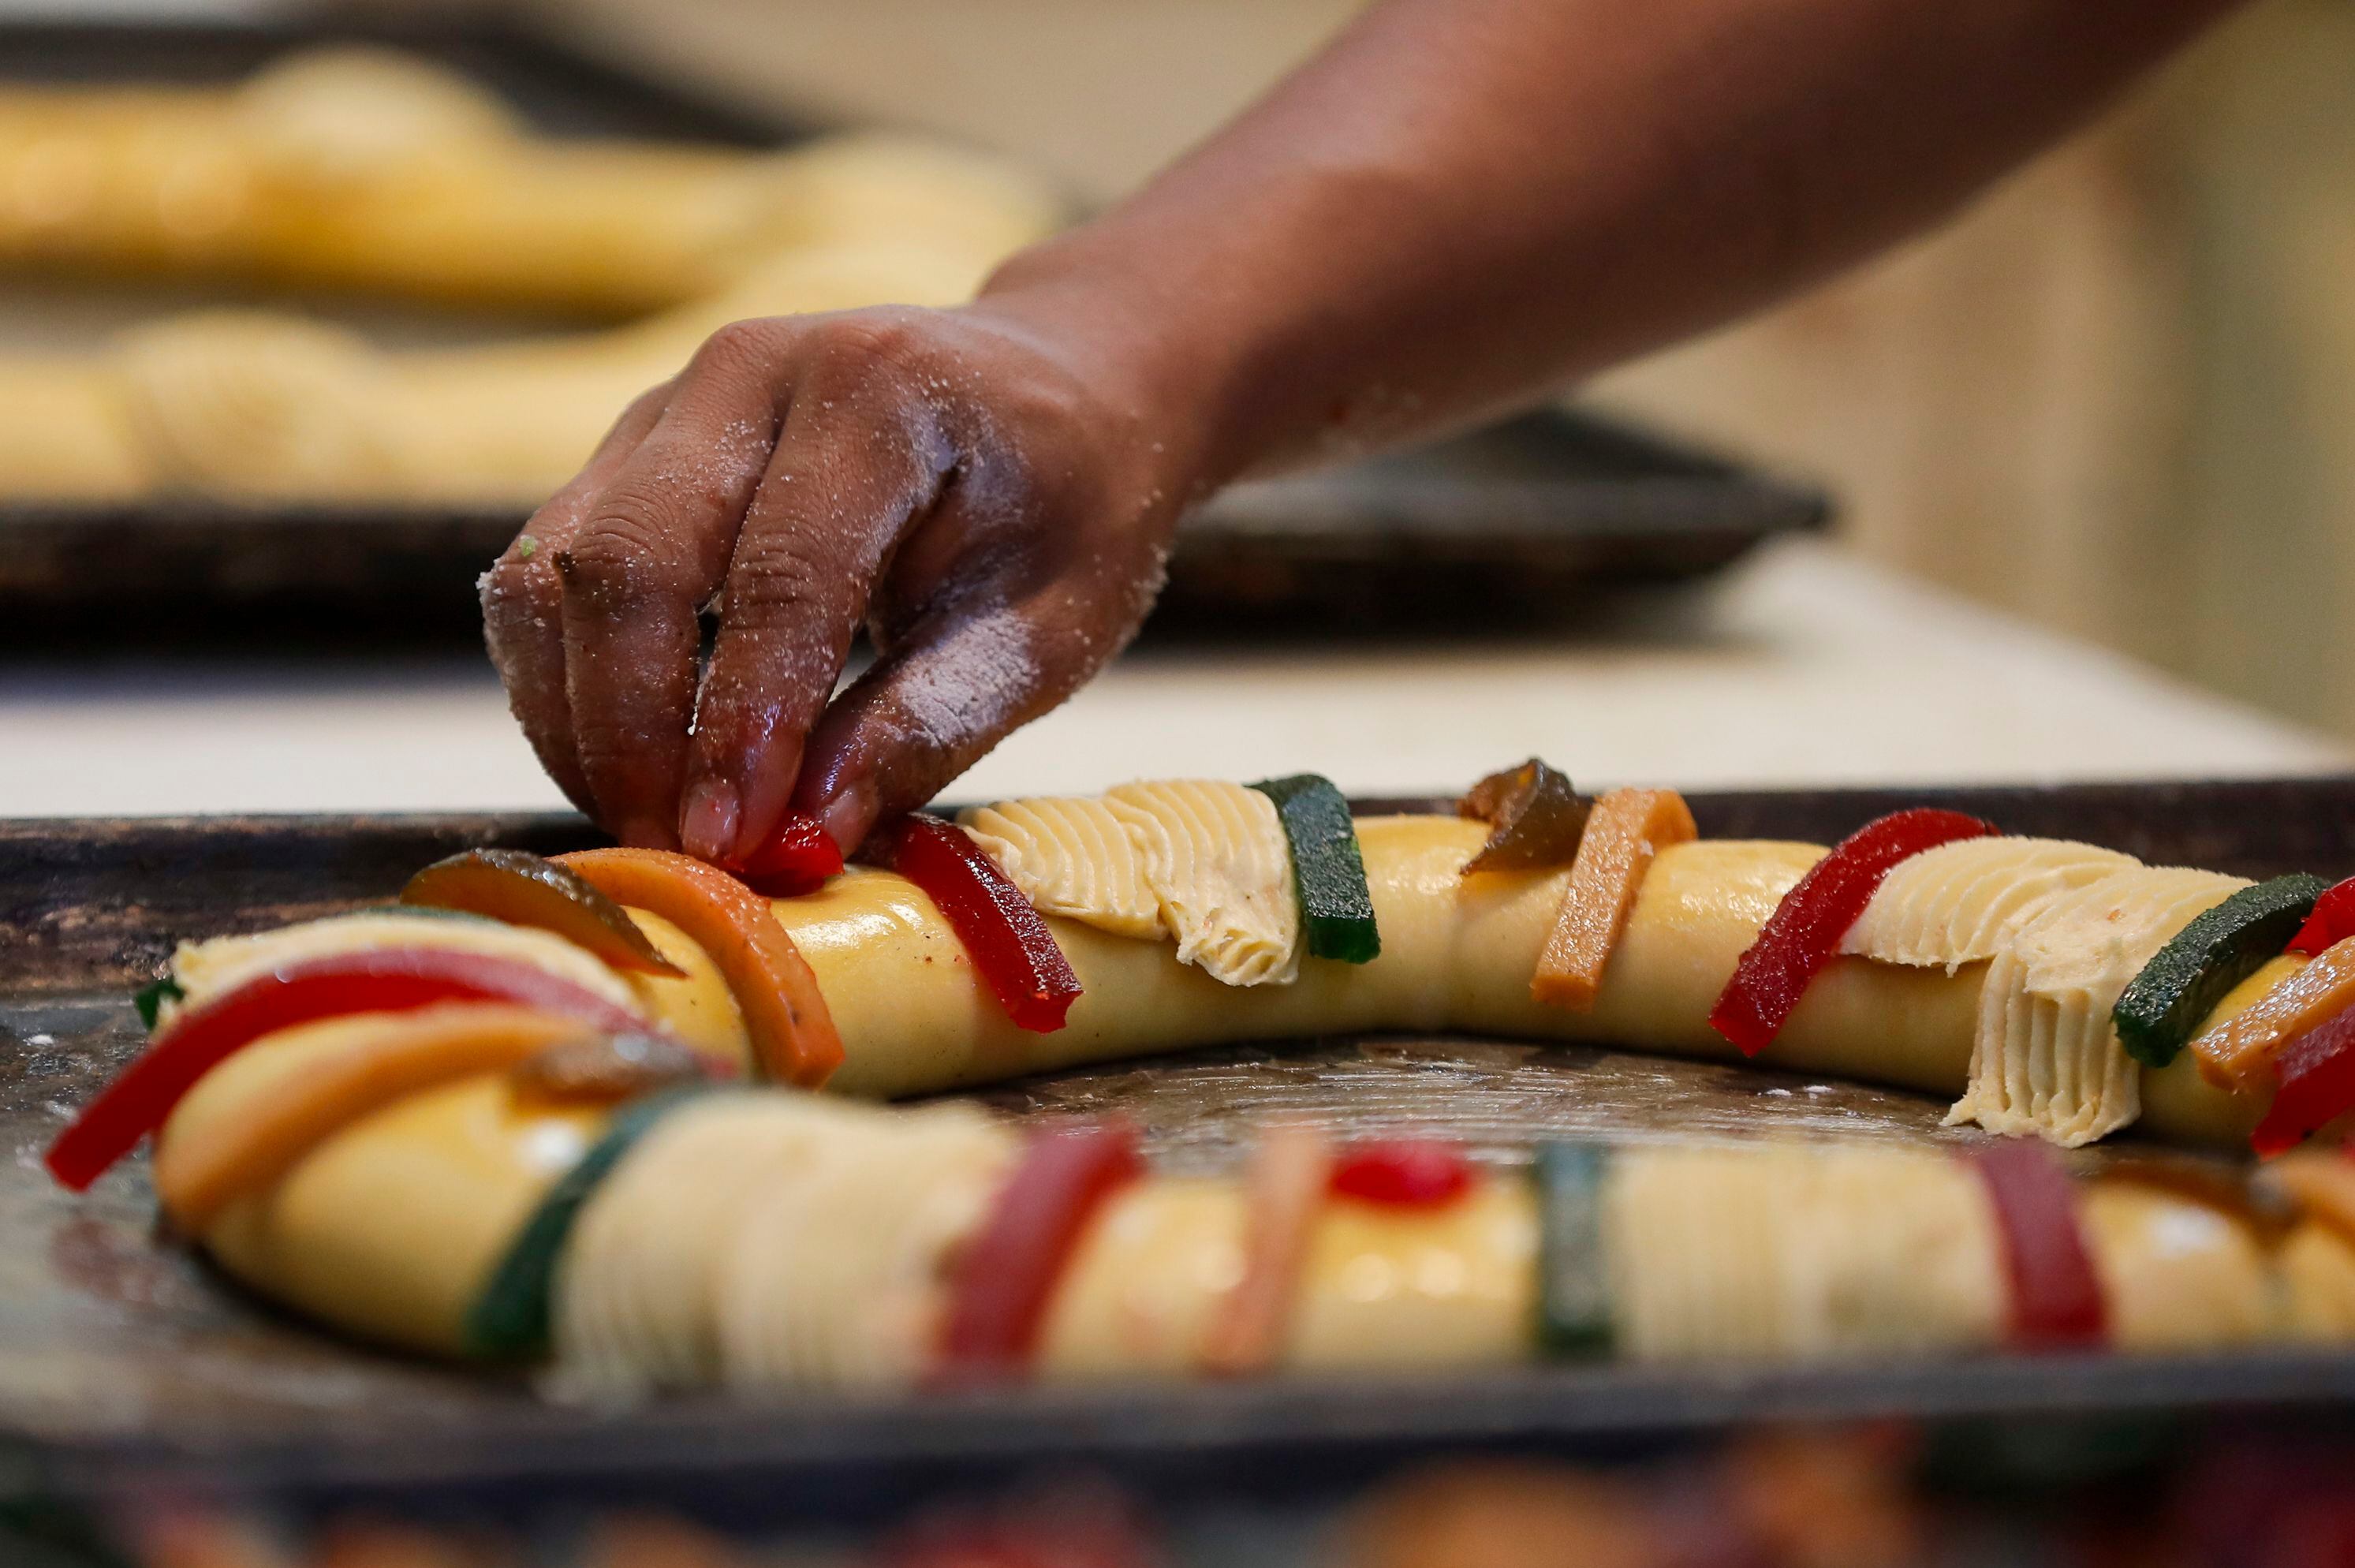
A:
[{"xmin": 0, "ymin": 13, "xmax": 1828, "ymax": 644}]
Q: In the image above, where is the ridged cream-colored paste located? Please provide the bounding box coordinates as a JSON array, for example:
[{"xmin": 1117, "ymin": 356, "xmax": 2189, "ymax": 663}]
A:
[
  {"xmin": 1948, "ymin": 868, "xmax": 2247, "ymax": 1146},
  {"xmin": 552, "ymin": 1092, "xmax": 860, "ymax": 1396},
  {"xmin": 1842, "ymin": 837, "xmax": 2140, "ymax": 972},
  {"xmin": 715, "ymin": 1103, "xmax": 1015, "ymax": 1394},
  {"xmin": 1105, "ymin": 780, "xmax": 1301, "ymax": 987},
  {"xmin": 1603, "ymin": 1143, "xmax": 2005, "ymax": 1361},
  {"xmin": 957, "ymin": 795, "xmax": 1166, "ymax": 940}
]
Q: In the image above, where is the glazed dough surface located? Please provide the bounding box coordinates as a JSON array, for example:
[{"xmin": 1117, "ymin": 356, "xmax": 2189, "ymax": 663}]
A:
[
  {"xmin": 2279, "ymin": 1223, "xmax": 2355, "ymax": 1341},
  {"xmin": 196, "ymin": 1067, "xmax": 603, "ymax": 1357},
  {"xmin": 1039, "ymin": 1180, "xmax": 1246, "ymax": 1379},
  {"xmin": 1286, "ymin": 1181, "xmax": 1539, "ymax": 1371},
  {"xmin": 2080, "ymin": 1182, "xmax": 2274, "ymax": 1350},
  {"xmin": 756, "ymin": 819, "xmax": 2249, "ymax": 1147}
]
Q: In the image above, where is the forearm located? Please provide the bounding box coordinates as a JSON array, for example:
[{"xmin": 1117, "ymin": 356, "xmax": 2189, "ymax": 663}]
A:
[
  {"xmin": 485, "ymin": 0, "xmax": 2245, "ymax": 850},
  {"xmin": 980, "ymin": 0, "xmax": 2241, "ymax": 488}
]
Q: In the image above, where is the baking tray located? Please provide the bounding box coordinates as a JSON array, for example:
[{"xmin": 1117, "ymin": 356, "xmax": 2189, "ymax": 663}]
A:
[
  {"xmin": 0, "ymin": 16, "xmax": 1828, "ymax": 640},
  {"xmin": 6, "ymin": 776, "xmax": 2355, "ymax": 1518}
]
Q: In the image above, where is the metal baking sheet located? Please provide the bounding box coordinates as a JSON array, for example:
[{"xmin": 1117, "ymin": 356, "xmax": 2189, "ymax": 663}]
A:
[
  {"xmin": 0, "ymin": 17, "xmax": 1827, "ymax": 638},
  {"xmin": 6, "ymin": 777, "xmax": 2355, "ymax": 1514}
]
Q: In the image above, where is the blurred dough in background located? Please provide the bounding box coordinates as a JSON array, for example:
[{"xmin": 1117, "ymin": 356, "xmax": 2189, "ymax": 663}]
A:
[{"xmin": 0, "ymin": 46, "xmax": 1061, "ymax": 503}]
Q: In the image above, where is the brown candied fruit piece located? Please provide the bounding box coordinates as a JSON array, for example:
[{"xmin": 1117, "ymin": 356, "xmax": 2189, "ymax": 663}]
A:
[
  {"xmin": 1457, "ymin": 758, "xmax": 1592, "ymax": 874},
  {"xmin": 402, "ymin": 847, "xmax": 684, "ymax": 977},
  {"xmin": 508, "ymin": 1032, "xmax": 714, "ymax": 1105}
]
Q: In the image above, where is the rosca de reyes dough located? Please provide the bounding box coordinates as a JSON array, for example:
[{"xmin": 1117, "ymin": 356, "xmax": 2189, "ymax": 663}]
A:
[{"xmin": 43, "ymin": 763, "xmax": 2355, "ymax": 1393}]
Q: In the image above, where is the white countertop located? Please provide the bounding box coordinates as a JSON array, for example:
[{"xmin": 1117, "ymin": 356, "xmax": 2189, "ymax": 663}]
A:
[{"xmin": 2, "ymin": 540, "xmax": 2342, "ymax": 820}]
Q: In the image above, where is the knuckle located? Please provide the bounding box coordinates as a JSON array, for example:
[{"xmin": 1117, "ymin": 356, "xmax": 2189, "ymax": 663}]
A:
[
  {"xmin": 620, "ymin": 380, "xmax": 673, "ymax": 423},
  {"xmin": 954, "ymin": 437, "xmax": 1053, "ymax": 522},
  {"xmin": 558, "ymin": 496, "xmax": 696, "ymax": 613},
  {"xmin": 801, "ymin": 312, "xmax": 925, "ymax": 392},
  {"xmin": 724, "ymin": 532, "xmax": 834, "ymax": 625},
  {"xmin": 691, "ymin": 316, "xmax": 786, "ymax": 375},
  {"xmin": 954, "ymin": 394, "xmax": 1114, "ymax": 522},
  {"xmin": 859, "ymin": 707, "xmax": 982, "ymax": 801}
]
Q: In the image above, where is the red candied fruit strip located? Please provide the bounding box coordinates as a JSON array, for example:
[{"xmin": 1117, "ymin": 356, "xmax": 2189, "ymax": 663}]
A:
[
  {"xmin": 1968, "ymin": 1140, "xmax": 2107, "ymax": 1350},
  {"xmin": 2286, "ymin": 875, "xmax": 2355, "ymax": 958},
  {"xmin": 1709, "ymin": 808, "xmax": 1998, "ymax": 1056},
  {"xmin": 732, "ymin": 812, "xmax": 845, "ymax": 898},
  {"xmin": 1327, "ymin": 1140, "xmax": 1472, "ymax": 1208},
  {"xmin": 2252, "ymin": 1006, "xmax": 2355, "ymax": 1158},
  {"xmin": 934, "ymin": 1120, "xmax": 1144, "ymax": 1381},
  {"xmin": 875, "ymin": 815, "xmax": 1083, "ymax": 1033},
  {"xmin": 45, "ymin": 949, "xmax": 649, "ymax": 1192}
]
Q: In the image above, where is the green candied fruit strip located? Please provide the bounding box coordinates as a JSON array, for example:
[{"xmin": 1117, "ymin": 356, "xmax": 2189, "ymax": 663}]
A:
[
  {"xmin": 465, "ymin": 1085, "xmax": 714, "ymax": 1360},
  {"xmin": 1535, "ymin": 1141, "xmax": 1613, "ymax": 1357},
  {"xmin": 132, "ymin": 976, "xmax": 184, "ymax": 1032},
  {"xmin": 1252, "ymin": 773, "xmax": 1381, "ymax": 965},
  {"xmin": 2114, "ymin": 872, "xmax": 2331, "ymax": 1069}
]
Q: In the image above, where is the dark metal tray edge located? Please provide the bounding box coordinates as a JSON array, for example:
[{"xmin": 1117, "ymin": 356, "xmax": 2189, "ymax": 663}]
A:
[
  {"xmin": 30, "ymin": 1348, "xmax": 2355, "ymax": 1511},
  {"xmin": 9, "ymin": 772, "xmax": 2355, "ymax": 995}
]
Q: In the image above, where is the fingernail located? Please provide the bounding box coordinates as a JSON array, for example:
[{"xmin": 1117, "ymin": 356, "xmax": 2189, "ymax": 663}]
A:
[
  {"xmin": 817, "ymin": 782, "xmax": 874, "ymax": 855},
  {"xmin": 680, "ymin": 780, "xmax": 741, "ymax": 863}
]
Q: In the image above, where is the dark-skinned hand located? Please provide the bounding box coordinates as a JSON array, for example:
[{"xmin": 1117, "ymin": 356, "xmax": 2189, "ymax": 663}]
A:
[{"xmin": 481, "ymin": 299, "xmax": 1189, "ymax": 864}]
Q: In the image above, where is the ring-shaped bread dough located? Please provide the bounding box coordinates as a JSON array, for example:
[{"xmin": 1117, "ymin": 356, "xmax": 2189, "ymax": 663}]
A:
[{"xmin": 159, "ymin": 815, "xmax": 2275, "ymax": 1357}]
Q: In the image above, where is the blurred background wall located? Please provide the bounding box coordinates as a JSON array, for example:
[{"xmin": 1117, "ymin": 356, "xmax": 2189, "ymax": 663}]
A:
[{"xmin": 542, "ymin": 0, "xmax": 2355, "ymax": 742}]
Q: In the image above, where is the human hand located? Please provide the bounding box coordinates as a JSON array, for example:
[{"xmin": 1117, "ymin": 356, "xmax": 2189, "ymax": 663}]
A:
[{"xmin": 480, "ymin": 297, "xmax": 1194, "ymax": 862}]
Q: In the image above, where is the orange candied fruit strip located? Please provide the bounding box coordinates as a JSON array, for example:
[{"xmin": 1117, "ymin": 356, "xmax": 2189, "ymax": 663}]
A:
[
  {"xmin": 153, "ymin": 1002, "xmax": 595, "ymax": 1230},
  {"xmin": 558, "ymin": 848, "xmax": 845, "ymax": 1088},
  {"xmin": 1531, "ymin": 787, "xmax": 1697, "ymax": 1010},
  {"xmin": 1199, "ymin": 1122, "xmax": 1331, "ymax": 1377},
  {"xmin": 2191, "ymin": 935, "xmax": 2353, "ymax": 1090},
  {"xmin": 2259, "ymin": 1148, "xmax": 2355, "ymax": 1244}
]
